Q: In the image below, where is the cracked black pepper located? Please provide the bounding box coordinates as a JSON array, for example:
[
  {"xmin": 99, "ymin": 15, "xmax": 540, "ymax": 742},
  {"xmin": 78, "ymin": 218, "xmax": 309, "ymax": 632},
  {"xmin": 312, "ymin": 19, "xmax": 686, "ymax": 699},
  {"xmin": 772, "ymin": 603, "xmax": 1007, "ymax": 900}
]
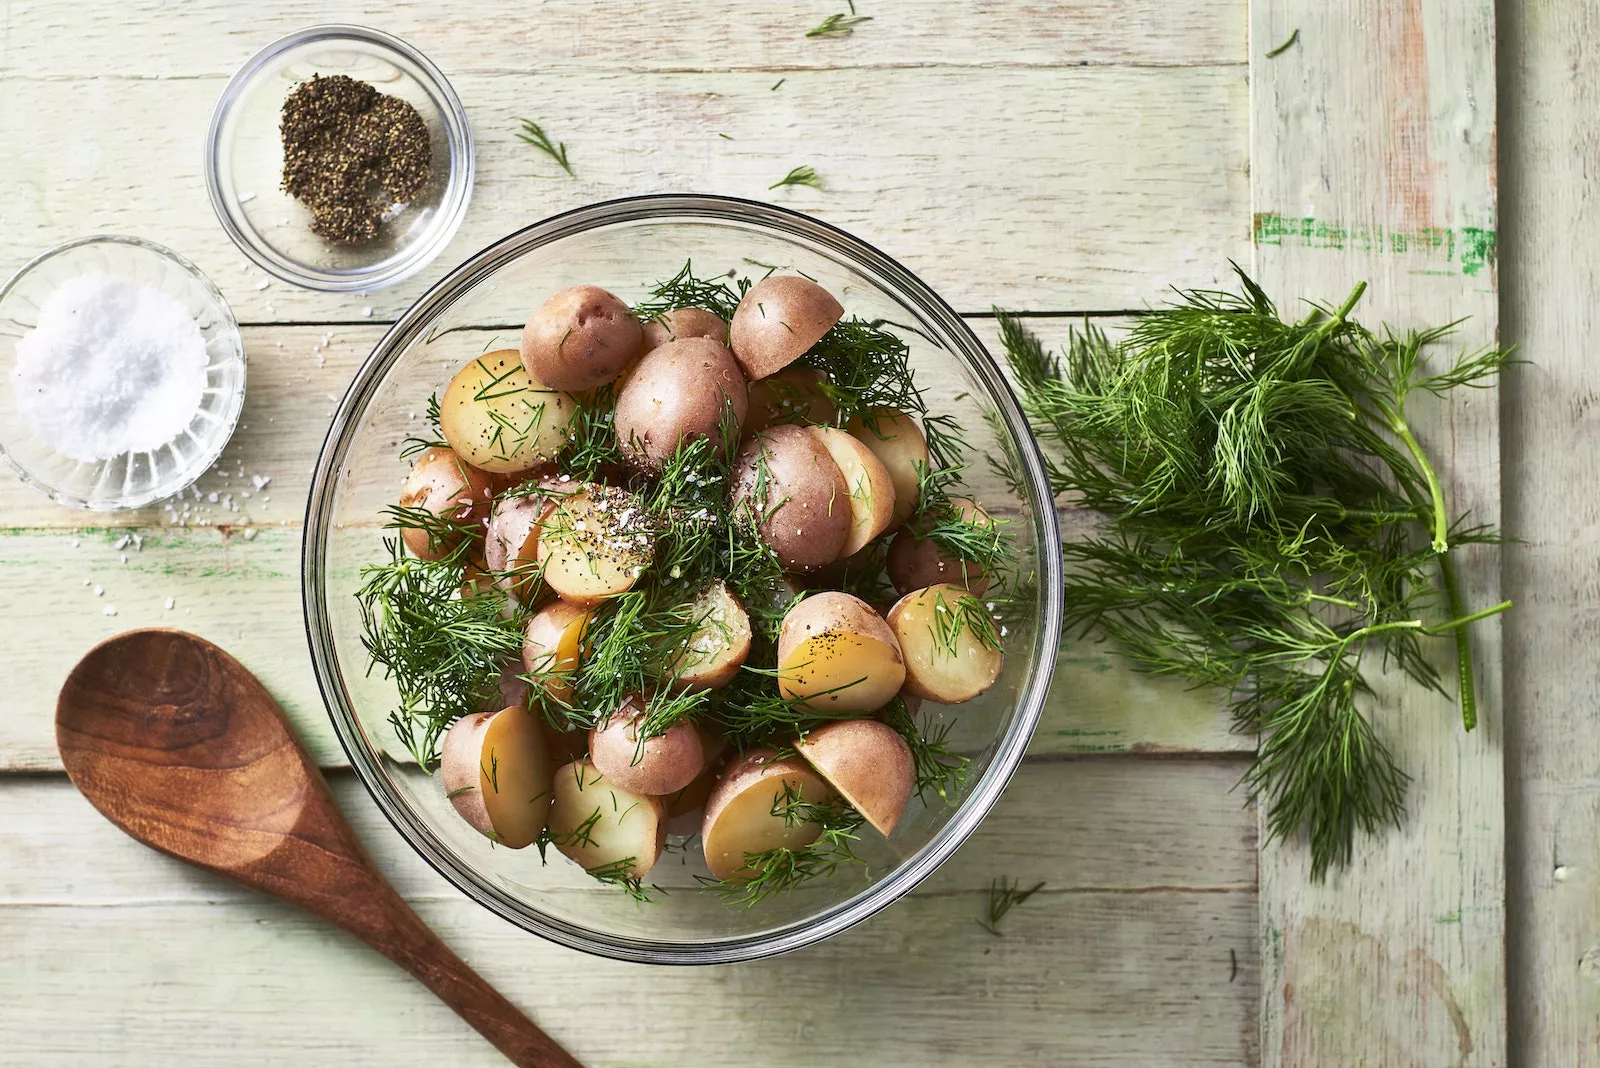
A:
[{"xmin": 280, "ymin": 74, "xmax": 431, "ymax": 244}]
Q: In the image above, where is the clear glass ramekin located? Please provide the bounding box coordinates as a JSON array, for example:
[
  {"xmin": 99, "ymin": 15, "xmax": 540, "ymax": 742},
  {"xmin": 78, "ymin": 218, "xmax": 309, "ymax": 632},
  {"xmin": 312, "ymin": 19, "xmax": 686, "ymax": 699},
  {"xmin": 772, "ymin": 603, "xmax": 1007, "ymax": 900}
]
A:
[{"xmin": 302, "ymin": 195, "xmax": 1063, "ymax": 964}]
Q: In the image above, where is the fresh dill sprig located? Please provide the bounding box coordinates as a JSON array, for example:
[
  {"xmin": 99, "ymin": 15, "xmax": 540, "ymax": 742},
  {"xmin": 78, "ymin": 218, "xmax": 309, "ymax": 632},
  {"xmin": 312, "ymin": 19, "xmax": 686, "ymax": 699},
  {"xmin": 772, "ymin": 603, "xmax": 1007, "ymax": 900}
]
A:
[
  {"xmin": 630, "ymin": 260, "xmax": 745, "ymax": 322},
  {"xmin": 806, "ymin": 6, "xmax": 871, "ymax": 38},
  {"xmin": 399, "ymin": 392, "xmax": 447, "ymax": 458},
  {"xmin": 882, "ymin": 696, "xmax": 970, "ymax": 803},
  {"xmin": 800, "ymin": 318, "xmax": 920, "ymax": 424},
  {"xmin": 1265, "ymin": 28, "xmax": 1300, "ymax": 58},
  {"xmin": 978, "ymin": 876, "xmax": 1046, "ymax": 936},
  {"xmin": 703, "ymin": 782, "xmax": 866, "ymax": 909},
  {"xmin": 769, "ymin": 165, "xmax": 822, "ymax": 191},
  {"xmin": 559, "ymin": 384, "xmax": 625, "ymax": 481},
  {"xmin": 515, "ymin": 118, "xmax": 575, "ymax": 177},
  {"xmin": 713, "ymin": 669, "xmax": 870, "ymax": 743},
  {"xmin": 998, "ymin": 267, "xmax": 1513, "ymax": 878},
  {"xmin": 586, "ymin": 857, "xmax": 663, "ymax": 903},
  {"xmin": 928, "ymin": 586, "xmax": 1003, "ymax": 657}
]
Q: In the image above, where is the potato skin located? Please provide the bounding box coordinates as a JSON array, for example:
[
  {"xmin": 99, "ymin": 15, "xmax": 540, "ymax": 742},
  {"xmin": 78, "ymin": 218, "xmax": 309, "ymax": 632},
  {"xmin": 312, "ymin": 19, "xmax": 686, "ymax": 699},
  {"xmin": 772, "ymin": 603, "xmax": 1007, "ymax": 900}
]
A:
[
  {"xmin": 588, "ymin": 699, "xmax": 706, "ymax": 796},
  {"xmin": 777, "ymin": 591, "xmax": 907, "ymax": 712},
  {"xmin": 521, "ymin": 600, "xmax": 591, "ymax": 706},
  {"xmin": 729, "ymin": 276, "xmax": 844, "ymax": 380},
  {"xmin": 483, "ymin": 487, "xmax": 558, "ymax": 600},
  {"xmin": 728, "ymin": 425, "xmax": 851, "ymax": 572},
  {"xmin": 744, "ymin": 368, "xmax": 838, "ymax": 437},
  {"xmin": 397, "ymin": 446, "xmax": 494, "ymax": 560},
  {"xmin": 641, "ymin": 307, "xmax": 728, "ymax": 350},
  {"xmin": 776, "ymin": 591, "xmax": 900, "ymax": 666},
  {"xmin": 440, "ymin": 706, "xmax": 554, "ymax": 848},
  {"xmin": 439, "ymin": 350, "xmax": 574, "ymax": 474},
  {"xmin": 795, "ymin": 719, "xmax": 915, "ymax": 836},
  {"xmin": 613, "ymin": 337, "xmax": 749, "ymax": 470},
  {"xmin": 520, "ymin": 285, "xmax": 643, "ymax": 392},
  {"xmin": 886, "ymin": 498, "xmax": 993, "ymax": 596},
  {"xmin": 807, "ymin": 426, "xmax": 896, "ymax": 557}
]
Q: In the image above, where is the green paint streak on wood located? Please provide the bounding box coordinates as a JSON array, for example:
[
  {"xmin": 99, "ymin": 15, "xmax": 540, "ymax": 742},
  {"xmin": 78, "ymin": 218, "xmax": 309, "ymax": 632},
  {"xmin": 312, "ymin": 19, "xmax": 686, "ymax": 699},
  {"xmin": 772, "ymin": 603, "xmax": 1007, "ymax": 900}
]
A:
[
  {"xmin": 1253, "ymin": 213, "xmax": 1497, "ymax": 276},
  {"xmin": 1054, "ymin": 728, "xmax": 1124, "ymax": 737}
]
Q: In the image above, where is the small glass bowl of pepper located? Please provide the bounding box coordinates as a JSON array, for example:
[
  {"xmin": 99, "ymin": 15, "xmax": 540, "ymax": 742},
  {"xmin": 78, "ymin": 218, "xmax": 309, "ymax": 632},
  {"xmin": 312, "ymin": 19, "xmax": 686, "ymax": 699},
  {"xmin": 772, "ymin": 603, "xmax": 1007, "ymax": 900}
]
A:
[{"xmin": 204, "ymin": 25, "xmax": 474, "ymax": 293}]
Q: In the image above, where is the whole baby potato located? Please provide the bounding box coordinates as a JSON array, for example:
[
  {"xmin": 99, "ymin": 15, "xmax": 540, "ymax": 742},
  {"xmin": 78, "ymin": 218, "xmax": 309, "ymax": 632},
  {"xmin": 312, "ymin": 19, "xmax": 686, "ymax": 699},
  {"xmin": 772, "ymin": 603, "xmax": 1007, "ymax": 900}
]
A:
[
  {"xmin": 641, "ymin": 307, "xmax": 729, "ymax": 350},
  {"xmin": 613, "ymin": 337, "xmax": 749, "ymax": 470},
  {"xmin": 729, "ymin": 276, "xmax": 843, "ymax": 380},
  {"xmin": 520, "ymin": 285, "xmax": 643, "ymax": 392},
  {"xmin": 728, "ymin": 424, "xmax": 851, "ymax": 572}
]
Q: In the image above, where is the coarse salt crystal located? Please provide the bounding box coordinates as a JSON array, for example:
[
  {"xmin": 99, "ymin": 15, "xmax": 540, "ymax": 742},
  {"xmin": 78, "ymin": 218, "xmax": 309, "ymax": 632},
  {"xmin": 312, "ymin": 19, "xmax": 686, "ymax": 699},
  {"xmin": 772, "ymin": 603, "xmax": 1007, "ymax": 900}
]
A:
[
  {"xmin": 362, "ymin": 307, "xmax": 373, "ymax": 317},
  {"xmin": 254, "ymin": 278, "xmax": 271, "ymax": 291},
  {"xmin": 93, "ymin": 585, "xmax": 103, "ymax": 596},
  {"xmin": 103, "ymin": 605, "xmax": 118, "ymax": 616},
  {"xmin": 165, "ymin": 597, "xmax": 175, "ymax": 610},
  {"xmin": 239, "ymin": 192, "xmax": 257, "ymax": 203}
]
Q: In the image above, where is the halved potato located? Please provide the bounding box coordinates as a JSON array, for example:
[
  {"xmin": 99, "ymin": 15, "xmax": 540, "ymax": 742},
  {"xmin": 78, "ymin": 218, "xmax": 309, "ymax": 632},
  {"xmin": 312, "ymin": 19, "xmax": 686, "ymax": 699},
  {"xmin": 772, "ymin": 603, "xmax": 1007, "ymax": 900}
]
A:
[
  {"xmin": 612, "ymin": 337, "xmax": 748, "ymax": 471},
  {"xmin": 536, "ymin": 483, "xmax": 656, "ymax": 606},
  {"xmin": 701, "ymin": 748, "xmax": 832, "ymax": 880},
  {"xmin": 886, "ymin": 498, "xmax": 994, "ymax": 596},
  {"xmin": 846, "ymin": 408, "xmax": 928, "ymax": 529},
  {"xmin": 669, "ymin": 581, "xmax": 752, "ymax": 691},
  {"xmin": 807, "ymin": 426, "xmax": 896, "ymax": 557},
  {"xmin": 588, "ymin": 697, "xmax": 706, "ymax": 796},
  {"xmin": 547, "ymin": 759, "xmax": 666, "ymax": 877},
  {"xmin": 397, "ymin": 446, "xmax": 495, "ymax": 561},
  {"xmin": 887, "ymin": 583, "xmax": 1005, "ymax": 703},
  {"xmin": 484, "ymin": 487, "xmax": 558, "ymax": 600},
  {"xmin": 776, "ymin": 592, "xmax": 906, "ymax": 712},
  {"xmin": 439, "ymin": 705, "xmax": 554, "ymax": 848},
  {"xmin": 522, "ymin": 600, "xmax": 592, "ymax": 706},
  {"xmin": 728, "ymin": 425, "xmax": 851, "ymax": 572},
  {"xmin": 729, "ymin": 276, "xmax": 843, "ymax": 380},
  {"xmin": 439, "ymin": 350, "xmax": 575, "ymax": 474},
  {"xmin": 795, "ymin": 719, "xmax": 914, "ymax": 836},
  {"xmin": 641, "ymin": 307, "xmax": 729, "ymax": 350},
  {"xmin": 744, "ymin": 368, "xmax": 838, "ymax": 437},
  {"xmin": 520, "ymin": 285, "xmax": 643, "ymax": 392}
]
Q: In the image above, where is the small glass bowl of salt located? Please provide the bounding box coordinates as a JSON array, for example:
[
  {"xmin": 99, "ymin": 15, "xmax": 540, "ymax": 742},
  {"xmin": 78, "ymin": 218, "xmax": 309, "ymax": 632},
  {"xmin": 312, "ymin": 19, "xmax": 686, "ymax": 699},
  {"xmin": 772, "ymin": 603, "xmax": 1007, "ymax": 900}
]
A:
[{"xmin": 0, "ymin": 235, "xmax": 245, "ymax": 510}]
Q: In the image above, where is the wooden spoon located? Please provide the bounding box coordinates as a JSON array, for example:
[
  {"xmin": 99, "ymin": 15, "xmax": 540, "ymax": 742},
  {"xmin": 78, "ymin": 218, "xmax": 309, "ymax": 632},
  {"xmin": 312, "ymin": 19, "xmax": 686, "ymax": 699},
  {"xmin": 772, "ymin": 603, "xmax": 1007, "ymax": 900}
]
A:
[{"xmin": 55, "ymin": 628, "xmax": 582, "ymax": 1068}]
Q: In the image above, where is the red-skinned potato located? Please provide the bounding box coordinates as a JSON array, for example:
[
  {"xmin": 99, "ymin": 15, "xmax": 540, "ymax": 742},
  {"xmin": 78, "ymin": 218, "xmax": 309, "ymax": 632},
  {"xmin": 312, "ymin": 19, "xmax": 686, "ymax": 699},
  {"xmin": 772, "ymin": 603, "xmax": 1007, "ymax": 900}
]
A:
[
  {"xmin": 807, "ymin": 426, "xmax": 897, "ymax": 556},
  {"xmin": 887, "ymin": 583, "xmax": 1005, "ymax": 703},
  {"xmin": 777, "ymin": 592, "xmax": 906, "ymax": 712},
  {"xmin": 886, "ymin": 498, "xmax": 994, "ymax": 596},
  {"xmin": 701, "ymin": 748, "xmax": 832, "ymax": 880},
  {"xmin": 536, "ymin": 483, "xmax": 655, "ymax": 605},
  {"xmin": 439, "ymin": 351, "xmax": 575, "ymax": 474},
  {"xmin": 669, "ymin": 581, "xmax": 752, "ymax": 691},
  {"xmin": 522, "ymin": 600, "xmax": 592, "ymax": 706},
  {"xmin": 397, "ymin": 446, "xmax": 494, "ymax": 560},
  {"xmin": 547, "ymin": 759, "xmax": 666, "ymax": 877},
  {"xmin": 588, "ymin": 697, "xmax": 706, "ymax": 796},
  {"xmin": 641, "ymin": 307, "xmax": 729, "ymax": 350},
  {"xmin": 613, "ymin": 337, "xmax": 749, "ymax": 471},
  {"xmin": 483, "ymin": 487, "xmax": 558, "ymax": 601},
  {"xmin": 744, "ymin": 368, "xmax": 838, "ymax": 437},
  {"xmin": 846, "ymin": 408, "xmax": 928, "ymax": 529},
  {"xmin": 795, "ymin": 719, "xmax": 915, "ymax": 836},
  {"xmin": 728, "ymin": 425, "xmax": 851, "ymax": 572},
  {"xmin": 729, "ymin": 276, "xmax": 843, "ymax": 380},
  {"xmin": 520, "ymin": 285, "xmax": 643, "ymax": 392},
  {"xmin": 439, "ymin": 705, "xmax": 554, "ymax": 848}
]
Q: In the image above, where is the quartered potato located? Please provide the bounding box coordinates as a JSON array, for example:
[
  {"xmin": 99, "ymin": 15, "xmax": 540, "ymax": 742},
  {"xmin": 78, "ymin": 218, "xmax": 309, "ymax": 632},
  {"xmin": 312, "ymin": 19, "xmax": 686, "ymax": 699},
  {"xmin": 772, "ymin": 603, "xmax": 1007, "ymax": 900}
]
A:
[
  {"xmin": 669, "ymin": 580, "xmax": 752, "ymax": 691},
  {"xmin": 439, "ymin": 705, "xmax": 554, "ymax": 848},
  {"xmin": 776, "ymin": 592, "xmax": 906, "ymax": 712},
  {"xmin": 744, "ymin": 367, "xmax": 838, "ymax": 437},
  {"xmin": 701, "ymin": 748, "xmax": 832, "ymax": 881},
  {"xmin": 807, "ymin": 426, "xmax": 896, "ymax": 556},
  {"xmin": 795, "ymin": 719, "xmax": 915, "ymax": 836},
  {"xmin": 729, "ymin": 275, "xmax": 843, "ymax": 380},
  {"xmin": 397, "ymin": 446, "xmax": 495, "ymax": 561},
  {"xmin": 520, "ymin": 285, "xmax": 643, "ymax": 392},
  {"xmin": 439, "ymin": 350, "xmax": 575, "ymax": 475},
  {"xmin": 641, "ymin": 306, "xmax": 729, "ymax": 350},
  {"xmin": 547, "ymin": 759, "xmax": 667, "ymax": 877},
  {"xmin": 588, "ymin": 696, "xmax": 706, "ymax": 796},
  {"xmin": 728, "ymin": 424, "xmax": 851, "ymax": 572},
  {"xmin": 886, "ymin": 497, "xmax": 995, "ymax": 596},
  {"xmin": 612, "ymin": 336, "xmax": 748, "ymax": 471},
  {"xmin": 887, "ymin": 583, "xmax": 1004, "ymax": 703},
  {"xmin": 846, "ymin": 407, "xmax": 928, "ymax": 529},
  {"xmin": 536, "ymin": 483, "xmax": 656, "ymax": 606},
  {"xmin": 521, "ymin": 600, "xmax": 592, "ymax": 706}
]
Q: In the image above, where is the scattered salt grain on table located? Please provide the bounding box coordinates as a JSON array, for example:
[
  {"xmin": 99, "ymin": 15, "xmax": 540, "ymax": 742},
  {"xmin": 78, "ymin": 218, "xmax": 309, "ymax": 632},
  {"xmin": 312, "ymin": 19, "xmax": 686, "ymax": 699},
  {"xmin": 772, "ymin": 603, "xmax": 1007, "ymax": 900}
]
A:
[{"xmin": 10, "ymin": 274, "xmax": 207, "ymax": 462}]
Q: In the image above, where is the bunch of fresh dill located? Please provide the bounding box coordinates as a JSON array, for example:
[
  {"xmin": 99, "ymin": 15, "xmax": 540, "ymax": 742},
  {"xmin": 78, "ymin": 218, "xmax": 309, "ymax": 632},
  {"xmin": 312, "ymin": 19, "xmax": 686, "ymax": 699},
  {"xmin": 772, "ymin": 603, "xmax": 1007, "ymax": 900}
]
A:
[{"xmin": 998, "ymin": 268, "xmax": 1511, "ymax": 877}]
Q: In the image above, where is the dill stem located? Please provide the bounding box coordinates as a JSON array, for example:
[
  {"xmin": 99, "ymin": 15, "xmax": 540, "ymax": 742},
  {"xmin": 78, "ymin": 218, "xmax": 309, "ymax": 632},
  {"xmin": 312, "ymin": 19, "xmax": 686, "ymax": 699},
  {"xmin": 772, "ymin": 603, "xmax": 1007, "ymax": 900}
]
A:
[{"xmin": 1389, "ymin": 407, "xmax": 1451, "ymax": 552}]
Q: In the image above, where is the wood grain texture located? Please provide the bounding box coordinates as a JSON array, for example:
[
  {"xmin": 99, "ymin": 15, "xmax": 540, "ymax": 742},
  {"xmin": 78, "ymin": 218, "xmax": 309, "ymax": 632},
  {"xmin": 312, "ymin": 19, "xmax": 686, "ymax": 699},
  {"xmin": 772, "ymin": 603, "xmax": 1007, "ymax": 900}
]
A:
[
  {"xmin": 1499, "ymin": 1, "xmax": 1600, "ymax": 1061},
  {"xmin": 0, "ymin": 759, "xmax": 1258, "ymax": 1066},
  {"xmin": 1252, "ymin": 2, "xmax": 1505, "ymax": 1065}
]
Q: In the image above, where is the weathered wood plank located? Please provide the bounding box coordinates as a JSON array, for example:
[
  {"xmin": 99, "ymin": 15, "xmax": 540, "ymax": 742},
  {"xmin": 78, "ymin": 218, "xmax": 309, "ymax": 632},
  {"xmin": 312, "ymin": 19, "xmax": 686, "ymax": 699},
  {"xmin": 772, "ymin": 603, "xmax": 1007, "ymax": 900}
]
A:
[
  {"xmin": 1251, "ymin": 2, "xmax": 1505, "ymax": 1065},
  {"xmin": 0, "ymin": 66, "xmax": 1248, "ymax": 321},
  {"xmin": 1500, "ymin": 1, "xmax": 1600, "ymax": 1060},
  {"xmin": 0, "ymin": 761, "xmax": 1257, "ymax": 1066}
]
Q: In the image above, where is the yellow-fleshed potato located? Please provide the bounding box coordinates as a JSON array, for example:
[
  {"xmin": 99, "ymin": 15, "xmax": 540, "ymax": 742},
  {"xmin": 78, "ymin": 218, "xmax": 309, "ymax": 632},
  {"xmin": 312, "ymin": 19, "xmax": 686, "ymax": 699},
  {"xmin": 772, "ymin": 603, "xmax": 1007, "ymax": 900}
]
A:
[
  {"xmin": 520, "ymin": 285, "xmax": 643, "ymax": 392},
  {"xmin": 846, "ymin": 408, "xmax": 928, "ymax": 529},
  {"xmin": 439, "ymin": 350, "xmax": 575, "ymax": 475},
  {"xmin": 728, "ymin": 425, "xmax": 851, "ymax": 571},
  {"xmin": 807, "ymin": 426, "xmax": 897, "ymax": 557},
  {"xmin": 521, "ymin": 600, "xmax": 592, "ymax": 706},
  {"xmin": 795, "ymin": 719, "xmax": 915, "ymax": 836},
  {"xmin": 536, "ymin": 483, "xmax": 656, "ymax": 606},
  {"xmin": 887, "ymin": 583, "xmax": 1005, "ymax": 703},
  {"xmin": 744, "ymin": 368, "xmax": 838, "ymax": 437},
  {"xmin": 729, "ymin": 276, "xmax": 844, "ymax": 380},
  {"xmin": 439, "ymin": 705, "xmax": 554, "ymax": 848},
  {"xmin": 612, "ymin": 337, "xmax": 749, "ymax": 470},
  {"xmin": 669, "ymin": 581, "xmax": 752, "ymax": 691},
  {"xmin": 641, "ymin": 307, "xmax": 729, "ymax": 350},
  {"xmin": 547, "ymin": 759, "xmax": 666, "ymax": 877},
  {"xmin": 701, "ymin": 747, "xmax": 832, "ymax": 880},
  {"xmin": 588, "ymin": 697, "xmax": 706, "ymax": 796},
  {"xmin": 483, "ymin": 487, "xmax": 558, "ymax": 600},
  {"xmin": 397, "ymin": 446, "xmax": 495, "ymax": 561},
  {"xmin": 776, "ymin": 592, "xmax": 906, "ymax": 711},
  {"xmin": 886, "ymin": 498, "xmax": 994, "ymax": 596}
]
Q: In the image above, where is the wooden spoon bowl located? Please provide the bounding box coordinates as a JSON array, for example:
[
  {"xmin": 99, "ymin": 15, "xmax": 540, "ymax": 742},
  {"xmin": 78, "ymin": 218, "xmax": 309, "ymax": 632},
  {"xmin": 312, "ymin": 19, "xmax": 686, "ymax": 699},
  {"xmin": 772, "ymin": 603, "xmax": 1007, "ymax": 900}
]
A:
[{"xmin": 56, "ymin": 628, "xmax": 580, "ymax": 1068}]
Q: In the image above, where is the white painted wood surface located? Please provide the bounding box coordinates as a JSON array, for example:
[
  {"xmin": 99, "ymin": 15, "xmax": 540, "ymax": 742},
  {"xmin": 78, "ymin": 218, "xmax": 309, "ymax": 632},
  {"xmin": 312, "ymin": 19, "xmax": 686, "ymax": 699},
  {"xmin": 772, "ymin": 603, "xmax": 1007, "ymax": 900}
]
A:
[{"xmin": 1251, "ymin": 2, "xmax": 1505, "ymax": 1065}]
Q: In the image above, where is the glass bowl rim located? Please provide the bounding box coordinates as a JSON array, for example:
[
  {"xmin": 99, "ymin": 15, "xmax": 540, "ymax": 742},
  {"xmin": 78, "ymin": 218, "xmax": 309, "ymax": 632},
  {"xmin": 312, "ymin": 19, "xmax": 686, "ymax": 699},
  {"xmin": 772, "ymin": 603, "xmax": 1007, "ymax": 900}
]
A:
[
  {"xmin": 302, "ymin": 193, "xmax": 1063, "ymax": 964},
  {"xmin": 0, "ymin": 233, "xmax": 246, "ymax": 511},
  {"xmin": 203, "ymin": 23, "xmax": 476, "ymax": 293}
]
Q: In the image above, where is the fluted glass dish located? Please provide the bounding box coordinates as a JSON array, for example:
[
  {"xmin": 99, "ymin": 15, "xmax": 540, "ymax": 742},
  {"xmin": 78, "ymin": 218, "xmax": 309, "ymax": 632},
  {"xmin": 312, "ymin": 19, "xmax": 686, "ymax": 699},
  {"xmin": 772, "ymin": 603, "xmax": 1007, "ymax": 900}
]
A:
[{"xmin": 303, "ymin": 195, "xmax": 1062, "ymax": 963}]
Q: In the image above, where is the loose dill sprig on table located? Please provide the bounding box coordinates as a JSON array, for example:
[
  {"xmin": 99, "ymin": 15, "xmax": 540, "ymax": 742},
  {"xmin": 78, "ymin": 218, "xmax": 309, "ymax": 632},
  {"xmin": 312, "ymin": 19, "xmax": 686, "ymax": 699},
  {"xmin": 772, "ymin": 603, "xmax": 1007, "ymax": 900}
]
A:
[
  {"xmin": 703, "ymin": 783, "xmax": 866, "ymax": 909},
  {"xmin": 515, "ymin": 118, "xmax": 575, "ymax": 177},
  {"xmin": 769, "ymin": 165, "xmax": 822, "ymax": 191},
  {"xmin": 978, "ymin": 876, "xmax": 1046, "ymax": 936},
  {"xmin": 881, "ymin": 696, "xmax": 970, "ymax": 803},
  {"xmin": 998, "ymin": 267, "xmax": 1512, "ymax": 877},
  {"xmin": 630, "ymin": 260, "xmax": 744, "ymax": 321},
  {"xmin": 806, "ymin": 4, "xmax": 871, "ymax": 38}
]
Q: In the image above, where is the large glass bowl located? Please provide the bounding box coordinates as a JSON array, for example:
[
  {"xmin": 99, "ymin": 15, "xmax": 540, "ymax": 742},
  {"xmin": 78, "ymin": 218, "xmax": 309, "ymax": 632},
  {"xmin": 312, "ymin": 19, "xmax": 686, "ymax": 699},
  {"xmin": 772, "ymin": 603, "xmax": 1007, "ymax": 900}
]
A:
[{"xmin": 303, "ymin": 195, "xmax": 1062, "ymax": 963}]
